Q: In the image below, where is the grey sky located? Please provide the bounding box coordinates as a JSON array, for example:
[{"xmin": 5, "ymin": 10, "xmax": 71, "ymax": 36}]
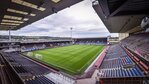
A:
[{"xmin": 0, "ymin": 0, "xmax": 118, "ymax": 37}]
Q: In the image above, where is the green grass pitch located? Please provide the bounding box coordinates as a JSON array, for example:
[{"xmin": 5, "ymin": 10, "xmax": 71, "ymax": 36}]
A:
[{"xmin": 24, "ymin": 45, "xmax": 104, "ymax": 75}]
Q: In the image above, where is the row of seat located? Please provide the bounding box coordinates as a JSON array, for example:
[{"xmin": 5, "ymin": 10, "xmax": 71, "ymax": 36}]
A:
[
  {"xmin": 99, "ymin": 67, "xmax": 144, "ymax": 78},
  {"xmin": 21, "ymin": 42, "xmax": 70, "ymax": 52},
  {"xmin": 14, "ymin": 66, "xmax": 28, "ymax": 73},
  {"xmin": 2, "ymin": 52, "xmax": 55, "ymax": 84},
  {"xmin": 25, "ymin": 76, "xmax": 55, "ymax": 84},
  {"xmin": 5, "ymin": 52, "xmax": 51, "ymax": 75},
  {"xmin": 121, "ymin": 33, "xmax": 149, "ymax": 61},
  {"xmin": 99, "ymin": 44, "xmax": 144, "ymax": 78},
  {"xmin": 124, "ymin": 47, "xmax": 149, "ymax": 74},
  {"xmin": 75, "ymin": 41, "xmax": 107, "ymax": 45},
  {"xmin": 102, "ymin": 56, "xmax": 134, "ymax": 69}
]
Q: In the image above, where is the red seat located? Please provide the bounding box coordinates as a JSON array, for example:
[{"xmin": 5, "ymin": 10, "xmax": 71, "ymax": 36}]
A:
[
  {"xmin": 140, "ymin": 61, "xmax": 149, "ymax": 70},
  {"xmin": 134, "ymin": 56, "xmax": 140, "ymax": 62}
]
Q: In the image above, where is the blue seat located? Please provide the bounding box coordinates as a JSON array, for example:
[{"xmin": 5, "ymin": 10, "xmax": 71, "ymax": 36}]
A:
[
  {"xmin": 130, "ymin": 69, "xmax": 135, "ymax": 76},
  {"xmin": 135, "ymin": 67, "xmax": 144, "ymax": 76}
]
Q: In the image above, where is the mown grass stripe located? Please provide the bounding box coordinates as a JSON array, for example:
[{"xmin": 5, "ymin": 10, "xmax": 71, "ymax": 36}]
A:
[{"xmin": 24, "ymin": 45, "xmax": 104, "ymax": 75}]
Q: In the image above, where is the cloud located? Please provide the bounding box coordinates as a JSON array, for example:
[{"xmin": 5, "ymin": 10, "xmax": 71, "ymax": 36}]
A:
[{"xmin": 0, "ymin": 0, "xmax": 118, "ymax": 37}]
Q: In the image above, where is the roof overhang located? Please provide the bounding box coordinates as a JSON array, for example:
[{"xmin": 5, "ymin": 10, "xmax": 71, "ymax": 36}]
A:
[
  {"xmin": 0, "ymin": 0, "xmax": 83, "ymax": 30},
  {"xmin": 93, "ymin": 0, "xmax": 149, "ymax": 33}
]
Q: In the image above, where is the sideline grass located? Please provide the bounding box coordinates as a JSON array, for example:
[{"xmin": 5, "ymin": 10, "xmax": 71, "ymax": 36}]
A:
[{"xmin": 24, "ymin": 45, "xmax": 104, "ymax": 75}]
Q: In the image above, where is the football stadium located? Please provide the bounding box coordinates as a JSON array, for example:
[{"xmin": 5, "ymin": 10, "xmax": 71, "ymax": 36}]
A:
[{"xmin": 0, "ymin": 0, "xmax": 149, "ymax": 84}]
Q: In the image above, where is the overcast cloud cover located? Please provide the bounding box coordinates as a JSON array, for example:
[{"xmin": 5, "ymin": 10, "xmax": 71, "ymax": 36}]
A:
[{"xmin": 0, "ymin": 0, "xmax": 118, "ymax": 38}]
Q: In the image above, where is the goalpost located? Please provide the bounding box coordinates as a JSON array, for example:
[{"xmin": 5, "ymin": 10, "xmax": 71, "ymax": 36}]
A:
[
  {"xmin": 35, "ymin": 54, "xmax": 43, "ymax": 60},
  {"xmin": 27, "ymin": 52, "xmax": 43, "ymax": 60},
  {"xmin": 27, "ymin": 52, "xmax": 33, "ymax": 57}
]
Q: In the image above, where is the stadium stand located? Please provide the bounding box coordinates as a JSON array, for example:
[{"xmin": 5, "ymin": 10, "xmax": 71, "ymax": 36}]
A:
[
  {"xmin": 0, "ymin": 52, "xmax": 25, "ymax": 84},
  {"xmin": 25, "ymin": 76, "xmax": 55, "ymax": 84},
  {"xmin": 97, "ymin": 44, "xmax": 148, "ymax": 84},
  {"xmin": 21, "ymin": 41, "xmax": 71, "ymax": 52},
  {"xmin": 99, "ymin": 44, "xmax": 144, "ymax": 78},
  {"xmin": 120, "ymin": 33, "xmax": 149, "ymax": 76},
  {"xmin": 1, "ymin": 52, "xmax": 54, "ymax": 84},
  {"xmin": 121, "ymin": 33, "xmax": 149, "ymax": 62},
  {"xmin": 75, "ymin": 38, "xmax": 107, "ymax": 45}
]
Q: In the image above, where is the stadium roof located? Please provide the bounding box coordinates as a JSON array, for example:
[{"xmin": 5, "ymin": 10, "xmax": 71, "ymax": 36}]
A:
[
  {"xmin": 93, "ymin": 0, "xmax": 149, "ymax": 33},
  {"xmin": 1, "ymin": 0, "xmax": 148, "ymax": 34},
  {"xmin": 0, "ymin": 0, "xmax": 82, "ymax": 30}
]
